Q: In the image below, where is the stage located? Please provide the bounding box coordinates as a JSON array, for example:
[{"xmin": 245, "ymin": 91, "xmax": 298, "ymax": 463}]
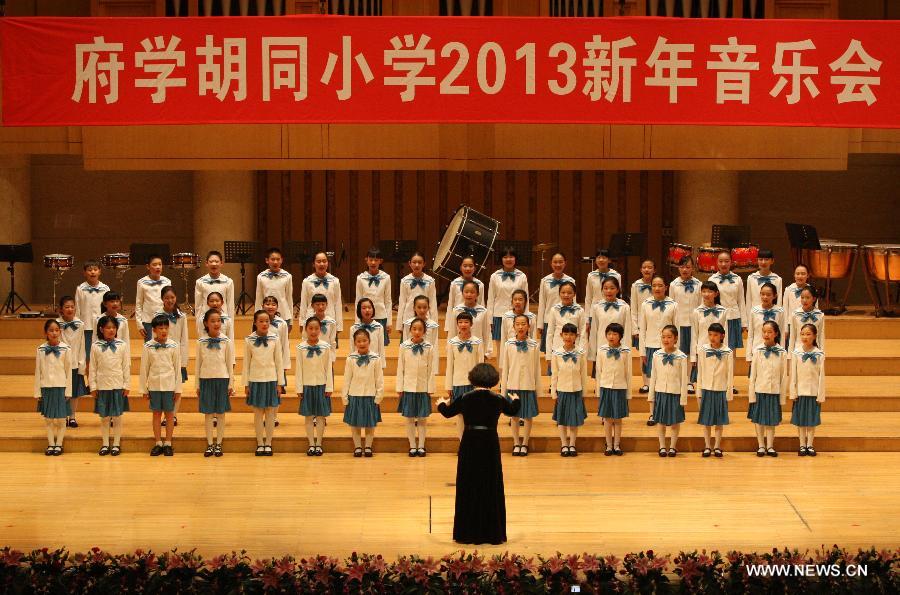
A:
[{"xmin": 1, "ymin": 451, "xmax": 896, "ymax": 558}]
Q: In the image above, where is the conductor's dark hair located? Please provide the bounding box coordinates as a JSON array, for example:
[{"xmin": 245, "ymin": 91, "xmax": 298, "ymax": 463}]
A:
[
  {"xmin": 356, "ymin": 297, "xmax": 375, "ymax": 321},
  {"xmin": 701, "ymin": 281, "xmax": 722, "ymax": 305},
  {"xmin": 366, "ymin": 247, "xmax": 383, "ymax": 259},
  {"xmin": 96, "ymin": 315, "xmax": 119, "ymax": 336},
  {"xmin": 708, "ymin": 323, "xmax": 726, "ymax": 336},
  {"xmin": 661, "ymin": 324, "xmax": 679, "ymax": 340},
  {"xmin": 461, "ymin": 280, "xmax": 479, "ymax": 294},
  {"xmin": 561, "ymin": 323, "xmax": 578, "ymax": 335},
  {"xmin": 500, "ymin": 246, "xmax": 518, "ymax": 260},
  {"xmin": 454, "ymin": 311, "xmax": 473, "ymax": 324},
  {"xmin": 58, "ymin": 295, "xmax": 75, "ymax": 309},
  {"xmin": 468, "ymin": 363, "xmax": 500, "ymax": 389},
  {"xmin": 151, "ymin": 314, "xmax": 170, "ymax": 329},
  {"xmin": 145, "ymin": 253, "xmax": 163, "ymax": 265},
  {"xmin": 758, "ymin": 249, "xmax": 774, "ymax": 259},
  {"xmin": 760, "ymin": 282, "xmax": 778, "ymax": 304},
  {"xmin": 206, "ymin": 250, "xmax": 223, "ymax": 261},
  {"xmin": 605, "ymin": 322, "xmax": 624, "ymax": 339}
]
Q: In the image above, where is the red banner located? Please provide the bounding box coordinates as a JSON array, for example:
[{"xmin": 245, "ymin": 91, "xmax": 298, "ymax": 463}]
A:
[{"xmin": 0, "ymin": 16, "xmax": 897, "ymax": 127}]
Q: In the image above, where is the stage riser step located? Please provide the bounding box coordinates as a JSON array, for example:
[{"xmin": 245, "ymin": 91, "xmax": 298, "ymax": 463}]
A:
[
  {"xmin": 4, "ymin": 396, "xmax": 897, "ymax": 414},
  {"xmin": 1, "ymin": 358, "xmax": 895, "ymax": 376},
  {"xmin": 2, "ymin": 436, "xmax": 895, "ymax": 453}
]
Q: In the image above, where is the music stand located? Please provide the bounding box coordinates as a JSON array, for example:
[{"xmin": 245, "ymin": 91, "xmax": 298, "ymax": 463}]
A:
[
  {"xmin": 609, "ymin": 232, "xmax": 646, "ymax": 293},
  {"xmin": 711, "ymin": 225, "xmax": 751, "ymax": 250},
  {"xmin": 492, "ymin": 240, "xmax": 533, "ymax": 267},
  {"xmin": 379, "ymin": 240, "xmax": 418, "ymax": 307},
  {"xmin": 785, "ymin": 223, "xmax": 821, "ymax": 269},
  {"xmin": 0, "ymin": 243, "xmax": 32, "ymax": 315},
  {"xmin": 224, "ymin": 240, "xmax": 260, "ymax": 315}
]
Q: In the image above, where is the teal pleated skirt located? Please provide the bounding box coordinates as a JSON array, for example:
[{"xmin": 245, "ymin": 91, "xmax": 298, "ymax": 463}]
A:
[
  {"xmin": 246, "ymin": 381, "xmax": 280, "ymax": 408},
  {"xmin": 451, "ymin": 384, "xmax": 473, "ymax": 403},
  {"xmin": 698, "ymin": 389, "xmax": 730, "ymax": 426},
  {"xmin": 71, "ymin": 369, "xmax": 88, "ymax": 397},
  {"xmin": 343, "ymin": 396, "xmax": 381, "ymax": 427},
  {"xmin": 38, "ymin": 387, "xmax": 71, "ymax": 419},
  {"xmin": 299, "ymin": 384, "xmax": 331, "ymax": 417},
  {"xmin": 598, "ymin": 387, "xmax": 629, "ymax": 419},
  {"xmin": 507, "ymin": 390, "xmax": 538, "ymax": 419},
  {"xmin": 94, "ymin": 389, "xmax": 128, "ymax": 417},
  {"xmin": 791, "ymin": 396, "xmax": 821, "ymax": 427},
  {"xmin": 149, "ymin": 390, "xmax": 175, "ymax": 412},
  {"xmin": 727, "ymin": 318, "xmax": 743, "ymax": 349},
  {"xmin": 553, "ymin": 391, "xmax": 587, "ymax": 427},
  {"xmin": 398, "ymin": 392, "xmax": 432, "ymax": 418},
  {"xmin": 652, "ymin": 392, "xmax": 685, "ymax": 426},
  {"xmin": 749, "ymin": 392, "xmax": 782, "ymax": 426},
  {"xmin": 198, "ymin": 378, "xmax": 231, "ymax": 414}
]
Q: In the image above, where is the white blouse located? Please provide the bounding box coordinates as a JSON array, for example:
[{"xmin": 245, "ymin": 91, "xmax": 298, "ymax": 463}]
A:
[
  {"xmin": 695, "ymin": 344, "xmax": 734, "ymax": 395},
  {"xmin": 343, "ymin": 352, "xmax": 384, "ymax": 402},
  {"xmin": 153, "ymin": 310, "xmax": 189, "ymax": 370},
  {"xmin": 545, "ymin": 302, "xmax": 587, "ymax": 359},
  {"xmin": 354, "ymin": 270, "xmax": 392, "ymax": 322},
  {"xmin": 486, "ymin": 269, "xmax": 528, "ymax": 318},
  {"xmin": 584, "ymin": 268, "xmax": 622, "ymax": 314},
  {"xmin": 596, "ymin": 345, "xmax": 631, "ymax": 391},
  {"xmin": 242, "ymin": 332, "xmax": 285, "ymax": 385},
  {"xmin": 134, "ymin": 275, "xmax": 172, "ymax": 325},
  {"xmin": 708, "ymin": 272, "xmax": 746, "ymax": 321},
  {"xmin": 747, "ymin": 344, "xmax": 789, "ymax": 404},
  {"xmin": 446, "ymin": 336, "xmax": 485, "ymax": 389},
  {"xmin": 89, "ymin": 339, "xmax": 130, "ymax": 391},
  {"xmin": 788, "ymin": 308, "xmax": 826, "ymax": 356},
  {"xmin": 396, "ymin": 340, "xmax": 436, "ymax": 393},
  {"xmin": 588, "ymin": 300, "xmax": 632, "ymax": 361},
  {"xmin": 639, "ymin": 298, "xmax": 677, "ymax": 351},
  {"xmin": 782, "ymin": 283, "xmax": 812, "ymax": 319},
  {"xmin": 500, "ymin": 338, "xmax": 542, "ymax": 396},
  {"xmin": 447, "ymin": 276, "xmax": 486, "ymax": 313},
  {"xmin": 648, "ymin": 349, "xmax": 689, "ymax": 406},
  {"xmin": 446, "ymin": 304, "xmax": 492, "ymax": 357},
  {"xmin": 56, "ymin": 318, "xmax": 86, "ymax": 374},
  {"xmin": 269, "ymin": 315, "xmax": 293, "ymax": 373},
  {"xmin": 745, "ymin": 271, "xmax": 783, "ymax": 312},
  {"xmin": 395, "ymin": 274, "xmax": 438, "ymax": 329},
  {"xmin": 33, "ymin": 343, "xmax": 74, "ymax": 398},
  {"xmin": 536, "ymin": 273, "xmax": 576, "ymax": 330},
  {"xmin": 301, "ymin": 316, "xmax": 338, "ymax": 362},
  {"xmin": 295, "ymin": 340, "xmax": 334, "ymax": 392},
  {"xmin": 668, "ymin": 276, "xmax": 702, "ymax": 327},
  {"xmin": 139, "ymin": 339, "xmax": 182, "ymax": 393},
  {"xmin": 689, "ymin": 305, "xmax": 729, "ymax": 362},
  {"xmin": 194, "ymin": 273, "xmax": 235, "ymax": 334},
  {"xmin": 350, "ymin": 321, "xmax": 386, "ymax": 367},
  {"xmin": 196, "ymin": 336, "xmax": 235, "ymax": 387},
  {"xmin": 401, "ymin": 317, "xmax": 440, "ymax": 368},
  {"xmin": 74, "ymin": 281, "xmax": 110, "ymax": 331},
  {"xmin": 298, "ymin": 273, "xmax": 344, "ymax": 331},
  {"xmin": 550, "ymin": 348, "xmax": 590, "ymax": 396},
  {"xmin": 629, "ymin": 278, "xmax": 653, "ymax": 333},
  {"xmin": 254, "ymin": 269, "xmax": 293, "ymax": 318},
  {"xmin": 790, "ymin": 349, "xmax": 826, "ymax": 402},
  {"xmin": 745, "ymin": 306, "xmax": 787, "ymax": 361}
]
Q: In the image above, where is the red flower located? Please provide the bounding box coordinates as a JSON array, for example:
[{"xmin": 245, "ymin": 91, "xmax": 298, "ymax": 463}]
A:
[
  {"xmin": 582, "ymin": 554, "xmax": 599, "ymax": 573},
  {"xmin": 501, "ymin": 557, "xmax": 521, "ymax": 578},
  {"xmin": 0, "ymin": 549, "xmax": 23, "ymax": 566},
  {"xmin": 651, "ymin": 555, "xmax": 670, "ymax": 571},
  {"xmin": 261, "ymin": 568, "xmax": 281, "ymax": 589},
  {"xmin": 166, "ymin": 555, "xmax": 184, "ymax": 571},
  {"xmin": 632, "ymin": 556, "xmax": 650, "ymax": 576},
  {"xmin": 545, "ymin": 556, "xmax": 565, "ymax": 575},
  {"xmin": 250, "ymin": 559, "xmax": 268, "ymax": 574},
  {"xmin": 346, "ymin": 563, "xmax": 365, "ymax": 583},
  {"xmin": 274, "ymin": 556, "xmax": 295, "ymax": 576},
  {"xmin": 206, "ymin": 555, "xmax": 226, "ymax": 571},
  {"xmin": 604, "ymin": 554, "xmax": 621, "ymax": 569}
]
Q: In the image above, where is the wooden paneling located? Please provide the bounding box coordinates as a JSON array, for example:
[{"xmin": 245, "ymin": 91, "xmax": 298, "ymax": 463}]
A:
[
  {"xmin": 91, "ymin": 0, "xmax": 164, "ymax": 15},
  {"xmin": 263, "ymin": 169, "xmax": 672, "ymax": 303},
  {"xmin": 766, "ymin": 0, "xmax": 837, "ymax": 19}
]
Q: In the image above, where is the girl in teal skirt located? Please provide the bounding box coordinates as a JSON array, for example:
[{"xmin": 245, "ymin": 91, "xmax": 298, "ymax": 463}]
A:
[
  {"xmin": 747, "ymin": 321, "xmax": 788, "ymax": 457},
  {"xmin": 397, "ymin": 318, "xmax": 435, "ymax": 457},
  {"xmin": 648, "ymin": 325, "xmax": 689, "ymax": 457},
  {"xmin": 243, "ymin": 310, "xmax": 285, "ymax": 456},
  {"xmin": 790, "ymin": 323, "xmax": 826, "ymax": 457},
  {"xmin": 550, "ymin": 323, "xmax": 589, "ymax": 457},
  {"xmin": 197, "ymin": 310, "xmax": 234, "ymax": 457},
  {"xmin": 35, "ymin": 319, "xmax": 73, "ymax": 456},
  {"xmin": 695, "ymin": 323, "xmax": 734, "ymax": 458},
  {"xmin": 595, "ymin": 322, "xmax": 631, "ymax": 456},
  {"xmin": 343, "ymin": 328, "xmax": 384, "ymax": 458},
  {"xmin": 296, "ymin": 316, "xmax": 334, "ymax": 456},
  {"xmin": 90, "ymin": 316, "xmax": 130, "ymax": 457}
]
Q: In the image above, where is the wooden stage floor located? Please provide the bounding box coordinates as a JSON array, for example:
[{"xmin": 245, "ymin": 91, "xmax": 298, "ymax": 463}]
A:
[{"xmin": 1, "ymin": 451, "xmax": 897, "ymax": 559}]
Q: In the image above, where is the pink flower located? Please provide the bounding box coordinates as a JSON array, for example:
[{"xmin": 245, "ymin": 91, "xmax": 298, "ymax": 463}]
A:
[
  {"xmin": 651, "ymin": 555, "xmax": 670, "ymax": 571},
  {"xmin": 502, "ymin": 557, "xmax": 521, "ymax": 578},
  {"xmin": 166, "ymin": 555, "xmax": 184, "ymax": 571},
  {"xmin": 678, "ymin": 558, "xmax": 701, "ymax": 582},
  {"xmin": 346, "ymin": 563, "xmax": 365, "ymax": 583},
  {"xmin": 0, "ymin": 549, "xmax": 23, "ymax": 566},
  {"xmin": 604, "ymin": 554, "xmax": 621, "ymax": 569},
  {"xmin": 206, "ymin": 555, "xmax": 226, "ymax": 571},
  {"xmin": 582, "ymin": 554, "xmax": 599, "ymax": 573},
  {"xmin": 545, "ymin": 556, "xmax": 565, "ymax": 575},
  {"xmin": 250, "ymin": 559, "xmax": 268, "ymax": 574},
  {"xmin": 261, "ymin": 568, "xmax": 281, "ymax": 589},
  {"xmin": 447, "ymin": 559, "xmax": 469, "ymax": 579},
  {"xmin": 371, "ymin": 555, "xmax": 387, "ymax": 574},
  {"xmin": 274, "ymin": 556, "xmax": 295, "ymax": 576},
  {"xmin": 632, "ymin": 556, "xmax": 650, "ymax": 576}
]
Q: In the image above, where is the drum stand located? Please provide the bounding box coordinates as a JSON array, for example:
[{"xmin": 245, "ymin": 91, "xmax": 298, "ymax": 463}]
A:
[
  {"xmin": 863, "ymin": 255, "xmax": 899, "ymax": 318},
  {"xmin": 46, "ymin": 267, "xmax": 67, "ymax": 316},
  {"xmin": 174, "ymin": 267, "xmax": 195, "ymax": 315},
  {"xmin": 820, "ymin": 247, "xmax": 858, "ymax": 316},
  {"xmin": 1, "ymin": 262, "xmax": 30, "ymax": 315},
  {"xmin": 111, "ymin": 267, "xmax": 132, "ymax": 315},
  {"xmin": 235, "ymin": 262, "xmax": 254, "ymax": 315}
]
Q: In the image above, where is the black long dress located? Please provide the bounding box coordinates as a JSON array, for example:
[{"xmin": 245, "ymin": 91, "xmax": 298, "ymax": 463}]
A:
[{"xmin": 437, "ymin": 389, "xmax": 520, "ymax": 545}]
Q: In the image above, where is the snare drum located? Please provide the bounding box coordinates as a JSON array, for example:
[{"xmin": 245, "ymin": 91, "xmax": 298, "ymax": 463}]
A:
[
  {"xmin": 863, "ymin": 244, "xmax": 900, "ymax": 282},
  {"xmin": 802, "ymin": 240, "xmax": 858, "ymax": 279},
  {"xmin": 697, "ymin": 246, "xmax": 725, "ymax": 274},
  {"xmin": 43, "ymin": 254, "xmax": 73, "ymax": 271},
  {"xmin": 101, "ymin": 253, "xmax": 131, "ymax": 269},
  {"xmin": 170, "ymin": 252, "xmax": 200, "ymax": 269},
  {"xmin": 731, "ymin": 243, "xmax": 759, "ymax": 273},
  {"xmin": 432, "ymin": 206, "xmax": 499, "ymax": 282},
  {"xmin": 667, "ymin": 243, "xmax": 693, "ymax": 267}
]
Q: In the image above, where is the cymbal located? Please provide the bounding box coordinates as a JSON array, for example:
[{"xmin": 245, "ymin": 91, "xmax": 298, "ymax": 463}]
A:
[{"xmin": 533, "ymin": 242, "xmax": 558, "ymax": 252}]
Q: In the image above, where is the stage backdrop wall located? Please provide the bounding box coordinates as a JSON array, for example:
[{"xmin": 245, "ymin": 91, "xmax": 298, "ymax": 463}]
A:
[{"xmin": 259, "ymin": 169, "xmax": 675, "ymax": 300}]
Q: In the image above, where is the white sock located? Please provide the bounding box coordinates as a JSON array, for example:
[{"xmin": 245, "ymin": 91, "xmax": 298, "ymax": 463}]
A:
[
  {"xmin": 253, "ymin": 410, "xmax": 264, "ymax": 446},
  {"xmin": 216, "ymin": 414, "xmax": 226, "ymax": 444},
  {"xmin": 111, "ymin": 417, "xmax": 122, "ymax": 447},
  {"xmin": 101, "ymin": 417, "xmax": 110, "ymax": 447},
  {"xmin": 55, "ymin": 420, "xmax": 66, "ymax": 446},
  {"xmin": 264, "ymin": 408, "xmax": 276, "ymax": 445},
  {"xmin": 204, "ymin": 415, "xmax": 214, "ymax": 445}
]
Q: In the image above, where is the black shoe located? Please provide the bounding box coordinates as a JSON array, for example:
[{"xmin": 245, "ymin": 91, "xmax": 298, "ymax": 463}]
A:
[
  {"xmin": 163, "ymin": 445, "xmax": 174, "ymax": 456},
  {"xmin": 417, "ymin": 448, "xmax": 426, "ymax": 457},
  {"xmin": 213, "ymin": 416, "xmax": 218, "ymax": 428},
  {"xmin": 53, "ymin": 446, "xmax": 63, "ymax": 456},
  {"xmin": 647, "ymin": 415, "xmax": 657, "ymax": 427},
  {"xmin": 160, "ymin": 418, "xmax": 167, "ymax": 427},
  {"xmin": 732, "ymin": 387, "xmax": 738, "ymax": 395},
  {"xmin": 173, "ymin": 416, "xmax": 178, "ymax": 427},
  {"xmin": 561, "ymin": 447, "xmax": 569, "ymax": 457},
  {"xmin": 99, "ymin": 446, "xmax": 110, "ymax": 456},
  {"xmin": 756, "ymin": 447, "xmax": 766, "ymax": 457},
  {"xmin": 667, "ymin": 448, "xmax": 677, "ymax": 458},
  {"xmin": 639, "ymin": 385, "xmax": 650, "ymax": 394},
  {"xmin": 604, "ymin": 448, "xmax": 614, "ymax": 457},
  {"xmin": 713, "ymin": 448, "xmax": 723, "ymax": 458},
  {"xmin": 214, "ymin": 444, "xmax": 223, "ymax": 457},
  {"xmin": 353, "ymin": 447, "xmax": 363, "ymax": 458},
  {"xmin": 308, "ymin": 446, "xmax": 317, "ymax": 456},
  {"xmin": 687, "ymin": 383, "xmax": 696, "ymax": 395},
  {"xmin": 807, "ymin": 447, "xmax": 817, "ymax": 457},
  {"xmin": 570, "ymin": 447, "xmax": 578, "ymax": 457},
  {"xmin": 204, "ymin": 445, "xmax": 215, "ymax": 458},
  {"xmin": 512, "ymin": 445, "xmax": 521, "ymax": 456},
  {"xmin": 110, "ymin": 446, "xmax": 121, "ymax": 456},
  {"xmin": 521, "ymin": 445, "xmax": 529, "ymax": 457},
  {"xmin": 363, "ymin": 447, "xmax": 373, "ymax": 458},
  {"xmin": 45, "ymin": 446, "xmax": 54, "ymax": 456},
  {"xmin": 150, "ymin": 445, "xmax": 163, "ymax": 456},
  {"xmin": 314, "ymin": 446, "xmax": 323, "ymax": 456},
  {"xmin": 613, "ymin": 448, "xmax": 623, "ymax": 456},
  {"xmin": 702, "ymin": 448, "xmax": 711, "ymax": 458},
  {"xmin": 68, "ymin": 418, "xmax": 78, "ymax": 428},
  {"xmin": 799, "ymin": 446, "xmax": 808, "ymax": 456},
  {"xmin": 658, "ymin": 448, "xmax": 667, "ymax": 458},
  {"xmin": 766, "ymin": 447, "xmax": 778, "ymax": 457},
  {"xmin": 264, "ymin": 445, "xmax": 273, "ymax": 456},
  {"xmin": 274, "ymin": 420, "xmax": 280, "ymax": 427},
  {"xmin": 408, "ymin": 448, "xmax": 417, "ymax": 458},
  {"xmin": 255, "ymin": 446, "xmax": 265, "ymax": 457}
]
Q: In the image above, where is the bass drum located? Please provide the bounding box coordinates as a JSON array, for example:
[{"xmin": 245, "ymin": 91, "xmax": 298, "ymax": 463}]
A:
[{"xmin": 432, "ymin": 206, "xmax": 499, "ymax": 282}]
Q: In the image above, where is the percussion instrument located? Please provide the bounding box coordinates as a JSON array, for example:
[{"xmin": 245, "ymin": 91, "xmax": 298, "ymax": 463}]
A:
[
  {"xmin": 433, "ymin": 206, "xmax": 499, "ymax": 282},
  {"xmin": 533, "ymin": 242, "xmax": 558, "ymax": 252},
  {"xmin": 697, "ymin": 246, "xmax": 725, "ymax": 274},
  {"xmin": 170, "ymin": 252, "xmax": 200, "ymax": 269},
  {"xmin": 802, "ymin": 240, "xmax": 857, "ymax": 279},
  {"xmin": 862, "ymin": 244, "xmax": 900, "ymax": 317},
  {"xmin": 43, "ymin": 254, "xmax": 73, "ymax": 271},
  {"xmin": 667, "ymin": 243, "xmax": 693, "ymax": 267},
  {"xmin": 101, "ymin": 253, "xmax": 132, "ymax": 270},
  {"xmin": 730, "ymin": 243, "xmax": 759, "ymax": 273}
]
